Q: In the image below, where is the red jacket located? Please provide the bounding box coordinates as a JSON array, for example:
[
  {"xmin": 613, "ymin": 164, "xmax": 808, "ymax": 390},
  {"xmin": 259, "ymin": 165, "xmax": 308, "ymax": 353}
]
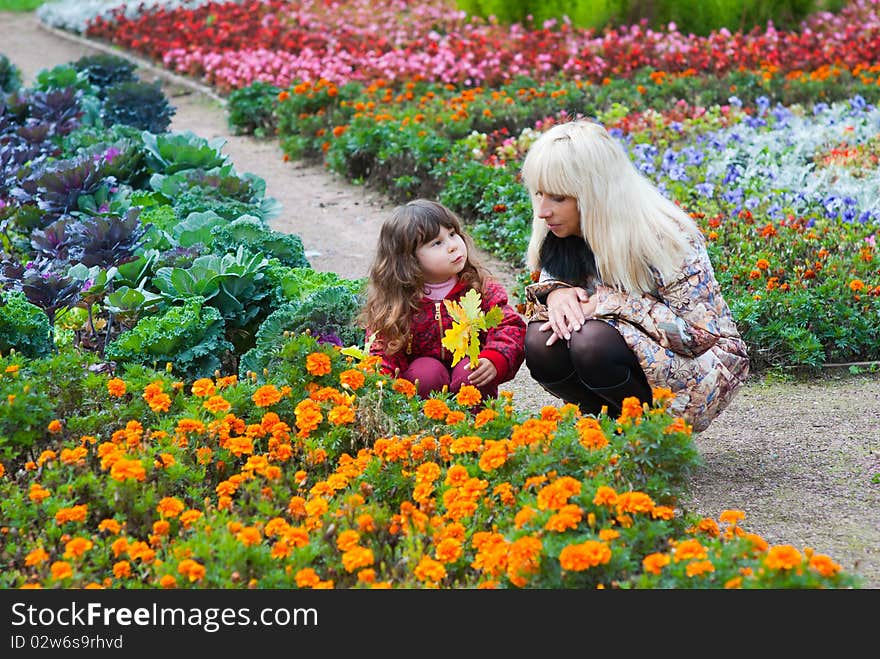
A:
[{"xmin": 370, "ymin": 279, "xmax": 526, "ymax": 384}]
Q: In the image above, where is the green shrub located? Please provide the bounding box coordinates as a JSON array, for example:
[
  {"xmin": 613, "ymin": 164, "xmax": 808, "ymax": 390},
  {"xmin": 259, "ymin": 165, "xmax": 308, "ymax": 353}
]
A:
[
  {"xmin": 211, "ymin": 215, "xmax": 310, "ymax": 269},
  {"xmin": 227, "ymin": 81, "xmax": 280, "ymax": 137},
  {"xmin": 0, "ymin": 290, "xmax": 54, "ymax": 358}
]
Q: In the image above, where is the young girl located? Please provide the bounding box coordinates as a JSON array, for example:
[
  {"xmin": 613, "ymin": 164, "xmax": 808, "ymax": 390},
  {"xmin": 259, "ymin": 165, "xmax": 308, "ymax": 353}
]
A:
[{"xmin": 360, "ymin": 199, "xmax": 526, "ymax": 400}]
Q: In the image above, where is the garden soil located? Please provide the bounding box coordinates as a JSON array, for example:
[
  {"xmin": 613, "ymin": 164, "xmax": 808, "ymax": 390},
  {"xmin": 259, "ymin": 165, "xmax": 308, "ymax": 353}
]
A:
[{"xmin": 3, "ymin": 11, "xmax": 879, "ymax": 588}]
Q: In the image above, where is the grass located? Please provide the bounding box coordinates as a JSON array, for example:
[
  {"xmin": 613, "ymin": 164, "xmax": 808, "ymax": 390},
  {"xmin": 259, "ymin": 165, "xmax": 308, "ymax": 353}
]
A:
[{"xmin": 0, "ymin": 0, "xmax": 45, "ymax": 11}]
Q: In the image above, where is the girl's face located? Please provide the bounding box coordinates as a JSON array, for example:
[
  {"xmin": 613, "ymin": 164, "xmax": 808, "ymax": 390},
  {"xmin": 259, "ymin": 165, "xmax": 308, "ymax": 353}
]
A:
[
  {"xmin": 415, "ymin": 225, "xmax": 467, "ymax": 283},
  {"xmin": 535, "ymin": 191, "xmax": 581, "ymax": 238}
]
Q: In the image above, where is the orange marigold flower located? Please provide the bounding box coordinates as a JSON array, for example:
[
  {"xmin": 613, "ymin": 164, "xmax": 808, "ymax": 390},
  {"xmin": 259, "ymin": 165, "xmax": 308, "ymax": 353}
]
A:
[
  {"xmin": 664, "ymin": 417, "xmax": 692, "ymax": 435},
  {"xmin": 328, "ymin": 404, "xmax": 355, "ymax": 425},
  {"xmin": 414, "ymin": 555, "xmax": 447, "ymax": 584},
  {"xmin": 342, "ymin": 546, "xmax": 374, "ymax": 572},
  {"xmin": 339, "ymin": 369, "xmax": 365, "ymax": 390},
  {"xmin": 252, "ymin": 384, "xmax": 282, "ymax": 407},
  {"xmin": 156, "ymin": 497, "xmax": 185, "ymax": 518},
  {"xmin": 536, "ymin": 476, "xmax": 581, "ymax": 511},
  {"xmin": 159, "ymin": 575, "xmax": 177, "ymax": 589},
  {"xmin": 55, "ymin": 504, "xmax": 88, "ymax": 524},
  {"xmin": 63, "ymin": 536, "xmax": 93, "ymax": 559},
  {"xmin": 295, "ymin": 568, "xmax": 321, "ymax": 588},
  {"xmin": 444, "ymin": 464, "xmax": 469, "ymax": 487},
  {"xmin": 110, "ymin": 458, "xmax": 146, "ymax": 483},
  {"xmin": 506, "ymin": 536, "xmax": 542, "ymax": 587},
  {"xmin": 107, "ymin": 378, "xmax": 126, "ymax": 397},
  {"xmin": 756, "ymin": 258, "xmax": 770, "ymax": 270},
  {"xmin": 642, "ymin": 553, "xmax": 671, "ymax": 574},
  {"xmin": 306, "ymin": 352, "xmax": 332, "ymax": 376},
  {"xmin": 50, "ymin": 561, "xmax": 73, "ymax": 580},
  {"xmin": 435, "ymin": 538, "xmax": 463, "ymax": 563},
  {"xmin": 686, "ymin": 559, "xmax": 716, "ymax": 577},
  {"xmin": 808, "ymin": 553, "xmax": 842, "ymax": 577},
  {"xmin": 514, "ymin": 506, "xmax": 536, "ymax": 529},
  {"xmin": 236, "ymin": 526, "xmax": 262, "ymax": 546},
  {"xmin": 191, "ymin": 378, "xmax": 215, "ymax": 397},
  {"xmin": 25, "ymin": 547, "xmax": 50, "ymax": 567},
  {"xmin": 203, "ymin": 395, "xmax": 231, "ymax": 414},
  {"xmin": 423, "ymin": 398, "xmax": 450, "ymax": 420},
  {"xmin": 849, "ymin": 279, "xmax": 865, "ymax": 292},
  {"xmin": 445, "ymin": 410, "xmax": 466, "ymax": 424},
  {"xmin": 651, "ymin": 506, "xmax": 675, "ymax": 521},
  {"xmin": 617, "ymin": 396, "xmax": 644, "ymax": 423},
  {"xmin": 559, "ymin": 540, "xmax": 612, "ymax": 571},
  {"xmin": 473, "ymin": 408, "xmax": 497, "ymax": 428},
  {"xmin": 673, "ymin": 539, "xmax": 708, "ymax": 563},
  {"xmin": 545, "ymin": 504, "xmax": 583, "ymax": 532},
  {"xmin": 336, "ymin": 529, "xmax": 360, "ymax": 551},
  {"xmin": 615, "ymin": 491, "xmax": 654, "ymax": 515},
  {"xmin": 456, "ymin": 385, "xmax": 482, "ymax": 407},
  {"xmin": 113, "ymin": 561, "xmax": 131, "ymax": 579},
  {"xmin": 764, "ymin": 545, "xmax": 803, "ymax": 571},
  {"xmin": 696, "ymin": 517, "xmax": 721, "ymax": 536},
  {"xmin": 392, "ymin": 378, "xmax": 417, "ymax": 397},
  {"xmin": 177, "ymin": 558, "xmax": 206, "ymax": 582},
  {"xmin": 719, "ymin": 509, "xmax": 746, "ymax": 525},
  {"xmin": 47, "ymin": 419, "xmax": 62, "ymax": 433}
]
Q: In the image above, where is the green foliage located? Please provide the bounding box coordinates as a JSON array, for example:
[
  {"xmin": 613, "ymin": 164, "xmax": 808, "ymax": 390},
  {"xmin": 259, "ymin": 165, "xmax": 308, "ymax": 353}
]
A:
[
  {"xmin": 227, "ymin": 81, "xmax": 280, "ymax": 137},
  {"xmin": 0, "ymin": 290, "xmax": 54, "ymax": 358},
  {"xmin": 141, "ymin": 130, "xmax": 230, "ymax": 175},
  {"xmin": 0, "ymin": 53, "xmax": 22, "ymax": 93},
  {"xmin": 239, "ymin": 285, "xmax": 365, "ymax": 379},
  {"xmin": 455, "ymin": 0, "xmax": 845, "ymax": 35},
  {"xmin": 101, "ymin": 80, "xmax": 175, "ymax": 134},
  {"xmin": 33, "ymin": 64, "xmax": 94, "ymax": 93},
  {"xmin": 105, "ymin": 297, "xmax": 234, "ymax": 380},
  {"xmin": 211, "ymin": 215, "xmax": 310, "ymax": 269}
]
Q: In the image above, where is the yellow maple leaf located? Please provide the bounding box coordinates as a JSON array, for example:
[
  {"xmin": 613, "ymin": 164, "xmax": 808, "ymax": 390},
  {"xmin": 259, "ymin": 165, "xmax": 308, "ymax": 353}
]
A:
[{"xmin": 441, "ymin": 289, "xmax": 502, "ymax": 367}]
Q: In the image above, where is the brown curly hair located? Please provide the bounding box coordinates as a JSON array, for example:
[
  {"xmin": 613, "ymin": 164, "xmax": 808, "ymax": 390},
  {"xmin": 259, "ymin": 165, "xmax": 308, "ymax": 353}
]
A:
[{"xmin": 358, "ymin": 199, "xmax": 491, "ymax": 355}]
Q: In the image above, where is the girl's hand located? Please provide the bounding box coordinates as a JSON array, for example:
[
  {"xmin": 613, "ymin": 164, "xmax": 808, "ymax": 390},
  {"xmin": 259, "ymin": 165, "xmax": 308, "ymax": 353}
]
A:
[
  {"xmin": 466, "ymin": 358, "xmax": 497, "ymax": 387},
  {"xmin": 541, "ymin": 287, "xmax": 592, "ymax": 346}
]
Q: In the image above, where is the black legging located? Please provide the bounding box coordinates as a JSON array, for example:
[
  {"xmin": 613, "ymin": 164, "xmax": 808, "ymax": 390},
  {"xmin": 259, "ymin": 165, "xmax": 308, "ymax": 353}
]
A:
[{"xmin": 524, "ymin": 320, "xmax": 653, "ymax": 417}]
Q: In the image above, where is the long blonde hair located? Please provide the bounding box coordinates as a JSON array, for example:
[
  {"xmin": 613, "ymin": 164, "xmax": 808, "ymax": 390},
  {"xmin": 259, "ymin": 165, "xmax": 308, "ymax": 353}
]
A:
[
  {"xmin": 522, "ymin": 119, "xmax": 701, "ymax": 293},
  {"xmin": 358, "ymin": 199, "xmax": 490, "ymax": 355}
]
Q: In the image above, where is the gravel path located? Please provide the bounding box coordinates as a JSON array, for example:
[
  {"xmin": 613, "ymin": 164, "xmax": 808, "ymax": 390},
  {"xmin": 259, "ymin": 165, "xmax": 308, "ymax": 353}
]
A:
[{"xmin": 2, "ymin": 11, "xmax": 878, "ymax": 588}]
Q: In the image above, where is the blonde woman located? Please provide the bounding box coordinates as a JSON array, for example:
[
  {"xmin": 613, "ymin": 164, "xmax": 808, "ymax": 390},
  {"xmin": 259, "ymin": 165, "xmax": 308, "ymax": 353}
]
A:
[{"xmin": 521, "ymin": 119, "xmax": 749, "ymax": 432}]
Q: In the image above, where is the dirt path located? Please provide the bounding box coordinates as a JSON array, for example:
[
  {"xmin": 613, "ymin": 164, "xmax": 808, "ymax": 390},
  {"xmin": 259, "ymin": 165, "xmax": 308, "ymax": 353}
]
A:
[{"xmin": 3, "ymin": 11, "xmax": 879, "ymax": 588}]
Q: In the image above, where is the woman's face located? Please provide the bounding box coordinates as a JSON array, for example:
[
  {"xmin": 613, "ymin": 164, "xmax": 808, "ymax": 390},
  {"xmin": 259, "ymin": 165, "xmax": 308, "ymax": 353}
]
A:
[
  {"xmin": 415, "ymin": 225, "xmax": 467, "ymax": 283},
  {"xmin": 535, "ymin": 191, "xmax": 581, "ymax": 238}
]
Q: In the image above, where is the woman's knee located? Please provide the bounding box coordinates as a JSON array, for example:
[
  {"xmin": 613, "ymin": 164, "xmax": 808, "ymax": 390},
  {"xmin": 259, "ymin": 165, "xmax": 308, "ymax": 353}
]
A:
[
  {"xmin": 524, "ymin": 323, "xmax": 572, "ymax": 382},
  {"xmin": 568, "ymin": 321, "xmax": 631, "ymax": 383}
]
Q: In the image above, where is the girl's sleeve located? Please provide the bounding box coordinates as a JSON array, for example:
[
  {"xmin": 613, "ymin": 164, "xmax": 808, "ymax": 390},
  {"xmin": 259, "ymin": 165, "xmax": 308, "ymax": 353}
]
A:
[
  {"xmin": 479, "ymin": 281, "xmax": 527, "ymax": 383},
  {"xmin": 591, "ymin": 250, "xmax": 722, "ymax": 358}
]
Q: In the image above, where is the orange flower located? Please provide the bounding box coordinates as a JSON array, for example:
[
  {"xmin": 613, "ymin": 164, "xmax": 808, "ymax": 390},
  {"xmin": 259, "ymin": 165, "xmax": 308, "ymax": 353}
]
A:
[
  {"xmin": 342, "ymin": 547, "xmax": 374, "ymax": 572},
  {"xmin": 25, "ymin": 547, "xmax": 50, "ymax": 567},
  {"xmin": 252, "ymin": 384, "xmax": 282, "ymax": 407},
  {"xmin": 177, "ymin": 559, "xmax": 206, "ymax": 582},
  {"xmin": 414, "ymin": 556, "xmax": 447, "ymax": 584},
  {"xmin": 339, "ymin": 369, "xmax": 365, "ymax": 390},
  {"xmin": 849, "ymin": 279, "xmax": 865, "ymax": 292},
  {"xmin": 445, "ymin": 410, "xmax": 466, "ymax": 424},
  {"xmin": 392, "ymin": 378, "xmax": 417, "ymax": 397},
  {"xmin": 63, "ymin": 537, "xmax": 94, "ymax": 559},
  {"xmin": 113, "ymin": 561, "xmax": 131, "ymax": 579},
  {"xmin": 423, "ymin": 398, "xmax": 450, "ymax": 420},
  {"xmin": 107, "ymin": 378, "xmax": 126, "ymax": 397},
  {"xmin": 764, "ymin": 545, "xmax": 803, "ymax": 571},
  {"xmin": 474, "ymin": 408, "xmax": 497, "ymax": 428},
  {"xmin": 110, "ymin": 458, "xmax": 146, "ymax": 483},
  {"xmin": 47, "ymin": 419, "xmax": 62, "ymax": 433},
  {"xmin": 295, "ymin": 568, "xmax": 321, "ymax": 588},
  {"xmin": 559, "ymin": 540, "xmax": 612, "ymax": 571},
  {"xmin": 203, "ymin": 395, "xmax": 231, "ymax": 414},
  {"xmin": 435, "ymin": 538, "xmax": 463, "ymax": 564},
  {"xmin": 808, "ymin": 553, "xmax": 842, "ymax": 577},
  {"xmin": 328, "ymin": 405, "xmax": 355, "ymax": 425},
  {"xmin": 156, "ymin": 497, "xmax": 185, "ymax": 518},
  {"xmin": 50, "ymin": 561, "xmax": 73, "ymax": 580},
  {"xmin": 191, "ymin": 378, "xmax": 216, "ymax": 397},
  {"xmin": 306, "ymin": 352, "xmax": 332, "ymax": 376},
  {"xmin": 455, "ymin": 385, "xmax": 482, "ymax": 407}
]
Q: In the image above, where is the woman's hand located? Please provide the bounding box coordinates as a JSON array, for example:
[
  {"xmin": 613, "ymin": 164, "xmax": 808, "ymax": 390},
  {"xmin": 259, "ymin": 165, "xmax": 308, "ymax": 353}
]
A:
[
  {"xmin": 541, "ymin": 287, "xmax": 594, "ymax": 346},
  {"xmin": 466, "ymin": 358, "xmax": 497, "ymax": 387}
]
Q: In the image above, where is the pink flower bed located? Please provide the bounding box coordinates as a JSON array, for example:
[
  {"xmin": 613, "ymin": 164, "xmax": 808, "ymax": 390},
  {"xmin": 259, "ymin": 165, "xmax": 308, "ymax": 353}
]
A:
[{"xmin": 84, "ymin": 0, "xmax": 880, "ymax": 92}]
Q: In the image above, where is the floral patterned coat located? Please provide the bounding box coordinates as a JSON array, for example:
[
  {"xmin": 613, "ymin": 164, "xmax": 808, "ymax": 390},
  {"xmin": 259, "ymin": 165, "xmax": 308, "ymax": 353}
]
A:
[
  {"xmin": 370, "ymin": 278, "xmax": 526, "ymax": 385},
  {"xmin": 525, "ymin": 236, "xmax": 749, "ymax": 432}
]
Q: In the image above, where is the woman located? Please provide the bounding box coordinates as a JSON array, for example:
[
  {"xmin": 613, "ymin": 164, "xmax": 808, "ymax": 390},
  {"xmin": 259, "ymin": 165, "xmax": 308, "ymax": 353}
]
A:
[{"xmin": 521, "ymin": 119, "xmax": 749, "ymax": 432}]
